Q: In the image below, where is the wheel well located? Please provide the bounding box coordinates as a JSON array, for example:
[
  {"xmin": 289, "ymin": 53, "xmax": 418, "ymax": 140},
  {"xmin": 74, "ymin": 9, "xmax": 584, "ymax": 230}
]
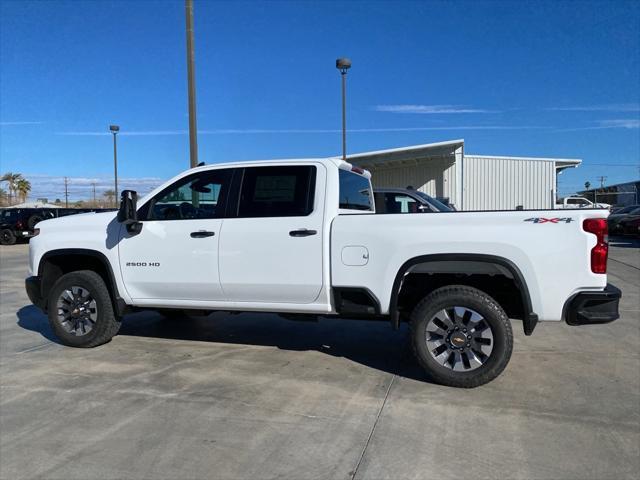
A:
[
  {"xmin": 396, "ymin": 272, "xmax": 525, "ymax": 321},
  {"xmin": 39, "ymin": 252, "xmax": 119, "ymax": 313},
  {"xmin": 390, "ymin": 255, "xmax": 536, "ymax": 335}
]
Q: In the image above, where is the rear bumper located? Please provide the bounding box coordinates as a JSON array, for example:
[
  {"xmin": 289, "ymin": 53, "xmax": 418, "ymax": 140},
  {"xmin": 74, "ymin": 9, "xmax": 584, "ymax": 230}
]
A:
[
  {"xmin": 25, "ymin": 276, "xmax": 45, "ymax": 310},
  {"xmin": 564, "ymin": 283, "xmax": 621, "ymax": 326}
]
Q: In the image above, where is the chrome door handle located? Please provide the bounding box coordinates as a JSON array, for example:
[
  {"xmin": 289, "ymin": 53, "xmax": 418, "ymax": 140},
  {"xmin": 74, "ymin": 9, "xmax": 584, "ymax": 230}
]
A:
[
  {"xmin": 289, "ymin": 229, "xmax": 317, "ymax": 237},
  {"xmin": 190, "ymin": 231, "xmax": 215, "ymax": 238}
]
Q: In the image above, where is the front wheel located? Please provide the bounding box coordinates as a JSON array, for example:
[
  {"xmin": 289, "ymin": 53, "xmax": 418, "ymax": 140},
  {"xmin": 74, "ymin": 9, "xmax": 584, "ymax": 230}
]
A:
[
  {"xmin": 47, "ymin": 270, "xmax": 121, "ymax": 347},
  {"xmin": 410, "ymin": 285, "xmax": 513, "ymax": 388}
]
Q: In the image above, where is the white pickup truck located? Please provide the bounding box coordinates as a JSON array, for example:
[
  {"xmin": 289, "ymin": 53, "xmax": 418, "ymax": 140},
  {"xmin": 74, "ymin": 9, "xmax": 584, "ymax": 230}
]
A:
[
  {"xmin": 25, "ymin": 158, "xmax": 620, "ymax": 387},
  {"xmin": 557, "ymin": 196, "xmax": 611, "ymax": 210}
]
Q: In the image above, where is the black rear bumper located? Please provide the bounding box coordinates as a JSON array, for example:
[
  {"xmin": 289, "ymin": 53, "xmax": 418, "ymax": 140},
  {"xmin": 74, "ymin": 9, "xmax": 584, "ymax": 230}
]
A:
[
  {"xmin": 564, "ymin": 283, "xmax": 621, "ymax": 326},
  {"xmin": 25, "ymin": 276, "xmax": 46, "ymax": 310}
]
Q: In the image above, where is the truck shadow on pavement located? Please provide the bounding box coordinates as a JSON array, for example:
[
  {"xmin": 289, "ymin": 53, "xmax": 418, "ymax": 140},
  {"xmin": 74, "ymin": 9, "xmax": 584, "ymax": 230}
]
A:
[{"xmin": 16, "ymin": 306, "xmax": 430, "ymax": 382}]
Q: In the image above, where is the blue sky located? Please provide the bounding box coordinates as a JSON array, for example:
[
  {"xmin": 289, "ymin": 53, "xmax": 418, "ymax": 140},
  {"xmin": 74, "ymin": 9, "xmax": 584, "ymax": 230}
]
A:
[{"xmin": 1, "ymin": 0, "xmax": 639, "ymax": 201}]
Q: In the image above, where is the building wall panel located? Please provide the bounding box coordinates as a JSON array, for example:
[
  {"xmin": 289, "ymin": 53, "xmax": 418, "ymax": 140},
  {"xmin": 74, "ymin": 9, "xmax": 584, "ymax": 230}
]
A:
[
  {"xmin": 462, "ymin": 155, "xmax": 555, "ymax": 210},
  {"xmin": 365, "ymin": 157, "xmax": 457, "ymax": 203}
]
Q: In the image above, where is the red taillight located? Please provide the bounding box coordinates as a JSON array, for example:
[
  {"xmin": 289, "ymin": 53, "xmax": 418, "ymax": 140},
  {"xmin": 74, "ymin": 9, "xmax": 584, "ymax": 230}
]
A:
[
  {"xmin": 351, "ymin": 166, "xmax": 365, "ymax": 174},
  {"xmin": 15, "ymin": 220, "xmax": 23, "ymax": 230},
  {"xmin": 583, "ymin": 218, "xmax": 608, "ymax": 274}
]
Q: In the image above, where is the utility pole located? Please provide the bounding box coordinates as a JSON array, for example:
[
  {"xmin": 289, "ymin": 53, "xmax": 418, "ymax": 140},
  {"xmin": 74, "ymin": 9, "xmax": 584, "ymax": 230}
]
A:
[
  {"xmin": 110, "ymin": 125, "xmax": 120, "ymax": 206},
  {"xmin": 336, "ymin": 58, "xmax": 352, "ymax": 160},
  {"xmin": 91, "ymin": 182, "xmax": 96, "ymax": 205},
  {"xmin": 64, "ymin": 177, "xmax": 69, "ymax": 208},
  {"xmin": 185, "ymin": 0, "xmax": 198, "ymax": 168},
  {"xmin": 598, "ymin": 176, "xmax": 607, "ymax": 189}
]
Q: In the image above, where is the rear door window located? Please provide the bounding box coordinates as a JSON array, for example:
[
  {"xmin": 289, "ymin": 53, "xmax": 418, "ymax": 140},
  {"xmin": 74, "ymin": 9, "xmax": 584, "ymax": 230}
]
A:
[{"xmin": 237, "ymin": 165, "xmax": 316, "ymax": 218}]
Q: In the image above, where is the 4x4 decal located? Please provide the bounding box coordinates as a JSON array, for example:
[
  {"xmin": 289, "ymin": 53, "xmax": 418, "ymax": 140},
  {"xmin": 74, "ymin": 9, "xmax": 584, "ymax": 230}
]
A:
[{"xmin": 524, "ymin": 217, "xmax": 574, "ymax": 224}]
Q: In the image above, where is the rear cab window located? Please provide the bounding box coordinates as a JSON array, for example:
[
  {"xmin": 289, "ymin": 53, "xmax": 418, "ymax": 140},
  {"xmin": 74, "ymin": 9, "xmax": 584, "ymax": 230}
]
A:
[{"xmin": 338, "ymin": 169, "xmax": 373, "ymax": 213}]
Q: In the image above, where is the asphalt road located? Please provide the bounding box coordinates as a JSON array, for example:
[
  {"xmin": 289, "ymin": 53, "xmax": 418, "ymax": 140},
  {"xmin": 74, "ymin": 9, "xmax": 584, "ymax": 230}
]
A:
[{"xmin": 1, "ymin": 238, "xmax": 638, "ymax": 479}]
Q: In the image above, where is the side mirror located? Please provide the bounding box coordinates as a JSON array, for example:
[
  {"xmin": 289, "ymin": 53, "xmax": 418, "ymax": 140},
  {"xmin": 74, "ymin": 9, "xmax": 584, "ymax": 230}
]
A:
[{"xmin": 117, "ymin": 190, "xmax": 142, "ymax": 234}]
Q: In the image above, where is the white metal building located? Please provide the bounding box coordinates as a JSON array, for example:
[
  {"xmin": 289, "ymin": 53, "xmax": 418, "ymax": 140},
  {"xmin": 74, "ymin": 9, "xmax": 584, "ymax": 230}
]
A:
[{"xmin": 347, "ymin": 139, "xmax": 581, "ymax": 210}]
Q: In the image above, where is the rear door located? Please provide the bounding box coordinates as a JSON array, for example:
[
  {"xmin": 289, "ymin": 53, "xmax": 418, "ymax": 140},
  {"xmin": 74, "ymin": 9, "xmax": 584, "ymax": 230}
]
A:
[{"xmin": 219, "ymin": 164, "xmax": 325, "ymax": 303}]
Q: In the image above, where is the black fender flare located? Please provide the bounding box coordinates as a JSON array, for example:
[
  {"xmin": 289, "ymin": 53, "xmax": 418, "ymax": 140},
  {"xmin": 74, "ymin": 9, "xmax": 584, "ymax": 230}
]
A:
[
  {"xmin": 38, "ymin": 248, "xmax": 128, "ymax": 316},
  {"xmin": 389, "ymin": 253, "xmax": 538, "ymax": 335}
]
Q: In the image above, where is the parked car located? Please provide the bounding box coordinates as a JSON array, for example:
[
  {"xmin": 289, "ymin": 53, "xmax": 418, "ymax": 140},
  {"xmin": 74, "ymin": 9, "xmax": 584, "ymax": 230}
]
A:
[
  {"xmin": 0, "ymin": 207, "xmax": 115, "ymax": 245},
  {"xmin": 0, "ymin": 208, "xmax": 57, "ymax": 245},
  {"xmin": 607, "ymin": 205, "xmax": 640, "ymax": 234},
  {"xmin": 556, "ymin": 196, "xmax": 610, "ymax": 209},
  {"xmin": 373, "ymin": 188, "xmax": 453, "ymax": 213},
  {"xmin": 25, "ymin": 158, "xmax": 619, "ymax": 388},
  {"xmin": 620, "ymin": 214, "xmax": 640, "ymax": 236}
]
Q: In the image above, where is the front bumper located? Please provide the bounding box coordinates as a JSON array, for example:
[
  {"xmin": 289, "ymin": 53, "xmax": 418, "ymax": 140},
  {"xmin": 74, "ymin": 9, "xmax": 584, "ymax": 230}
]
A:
[
  {"xmin": 564, "ymin": 283, "xmax": 621, "ymax": 326},
  {"xmin": 25, "ymin": 276, "xmax": 46, "ymax": 310}
]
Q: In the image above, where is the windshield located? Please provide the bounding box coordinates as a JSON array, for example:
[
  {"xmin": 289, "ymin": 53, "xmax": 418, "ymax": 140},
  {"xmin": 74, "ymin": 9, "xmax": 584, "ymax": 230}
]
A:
[{"xmin": 414, "ymin": 191, "xmax": 453, "ymax": 212}]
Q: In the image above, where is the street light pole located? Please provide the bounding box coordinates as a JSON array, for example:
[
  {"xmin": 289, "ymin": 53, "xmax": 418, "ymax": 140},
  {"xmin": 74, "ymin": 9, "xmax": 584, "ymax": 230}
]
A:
[
  {"xmin": 185, "ymin": 0, "xmax": 198, "ymax": 168},
  {"xmin": 109, "ymin": 125, "xmax": 119, "ymax": 206},
  {"xmin": 336, "ymin": 58, "xmax": 351, "ymax": 160}
]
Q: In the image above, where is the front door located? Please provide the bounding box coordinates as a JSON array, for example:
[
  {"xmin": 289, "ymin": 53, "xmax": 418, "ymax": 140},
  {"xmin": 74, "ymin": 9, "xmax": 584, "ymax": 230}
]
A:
[
  {"xmin": 219, "ymin": 164, "xmax": 325, "ymax": 304},
  {"xmin": 118, "ymin": 168, "xmax": 233, "ymax": 301}
]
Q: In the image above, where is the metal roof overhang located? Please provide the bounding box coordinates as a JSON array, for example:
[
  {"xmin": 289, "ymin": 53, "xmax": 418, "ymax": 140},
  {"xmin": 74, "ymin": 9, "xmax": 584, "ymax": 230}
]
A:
[{"xmin": 347, "ymin": 139, "xmax": 464, "ymax": 169}]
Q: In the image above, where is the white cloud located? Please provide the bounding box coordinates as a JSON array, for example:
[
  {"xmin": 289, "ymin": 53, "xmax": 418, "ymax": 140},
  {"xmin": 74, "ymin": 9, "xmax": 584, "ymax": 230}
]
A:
[
  {"xmin": 0, "ymin": 121, "xmax": 43, "ymax": 126},
  {"xmin": 554, "ymin": 119, "xmax": 640, "ymax": 132},
  {"xmin": 374, "ymin": 104, "xmax": 496, "ymax": 114},
  {"xmin": 20, "ymin": 175, "xmax": 165, "ymax": 202},
  {"xmin": 597, "ymin": 119, "xmax": 640, "ymax": 129},
  {"xmin": 547, "ymin": 103, "xmax": 640, "ymax": 112},
  {"xmin": 56, "ymin": 125, "xmax": 543, "ymax": 136}
]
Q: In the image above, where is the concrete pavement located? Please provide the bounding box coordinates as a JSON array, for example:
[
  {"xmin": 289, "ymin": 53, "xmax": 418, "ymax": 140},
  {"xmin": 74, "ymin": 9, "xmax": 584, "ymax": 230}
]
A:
[{"xmin": 1, "ymin": 239, "xmax": 638, "ymax": 479}]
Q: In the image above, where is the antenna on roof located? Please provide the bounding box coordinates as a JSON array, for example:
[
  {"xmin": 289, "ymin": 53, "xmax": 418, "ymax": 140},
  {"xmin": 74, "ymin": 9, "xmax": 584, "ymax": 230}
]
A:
[{"xmin": 196, "ymin": 161, "xmax": 205, "ymax": 167}]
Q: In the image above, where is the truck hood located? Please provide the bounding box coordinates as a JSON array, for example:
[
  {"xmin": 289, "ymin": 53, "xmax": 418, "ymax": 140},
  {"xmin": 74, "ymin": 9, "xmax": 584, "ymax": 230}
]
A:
[{"xmin": 37, "ymin": 210, "xmax": 118, "ymax": 233}]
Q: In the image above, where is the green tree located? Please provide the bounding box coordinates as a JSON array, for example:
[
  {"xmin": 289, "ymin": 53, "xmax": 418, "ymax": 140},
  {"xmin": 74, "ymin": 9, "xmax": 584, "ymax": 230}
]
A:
[
  {"xmin": 15, "ymin": 178, "xmax": 31, "ymax": 203},
  {"xmin": 584, "ymin": 181, "xmax": 591, "ymax": 190},
  {"xmin": 1, "ymin": 172, "xmax": 24, "ymax": 205}
]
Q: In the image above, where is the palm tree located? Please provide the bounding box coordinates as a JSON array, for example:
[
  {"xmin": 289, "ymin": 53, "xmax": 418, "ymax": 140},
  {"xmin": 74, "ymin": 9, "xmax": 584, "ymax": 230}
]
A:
[
  {"xmin": 0, "ymin": 188, "xmax": 7, "ymax": 206},
  {"xmin": 15, "ymin": 178, "xmax": 31, "ymax": 203},
  {"xmin": 103, "ymin": 189, "xmax": 116, "ymax": 206},
  {"xmin": 1, "ymin": 172, "xmax": 24, "ymax": 205}
]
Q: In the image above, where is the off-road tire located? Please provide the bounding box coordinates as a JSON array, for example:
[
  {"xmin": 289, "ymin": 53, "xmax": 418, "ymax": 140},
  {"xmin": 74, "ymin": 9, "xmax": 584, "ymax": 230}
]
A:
[
  {"xmin": 27, "ymin": 214, "xmax": 44, "ymax": 230},
  {"xmin": 47, "ymin": 270, "xmax": 121, "ymax": 347},
  {"xmin": 410, "ymin": 285, "xmax": 513, "ymax": 388},
  {"xmin": 0, "ymin": 229, "xmax": 16, "ymax": 245}
]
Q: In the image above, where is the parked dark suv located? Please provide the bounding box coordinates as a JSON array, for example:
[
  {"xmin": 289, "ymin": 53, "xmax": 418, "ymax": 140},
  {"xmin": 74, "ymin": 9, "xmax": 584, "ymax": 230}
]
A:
[{"xmin": 0, "ymin": 207, "xmax": 115, "ymax": 245}]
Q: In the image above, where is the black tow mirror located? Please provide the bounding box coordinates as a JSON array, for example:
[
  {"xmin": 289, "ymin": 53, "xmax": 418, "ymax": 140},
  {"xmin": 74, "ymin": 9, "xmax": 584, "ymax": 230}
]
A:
[{"xmin": 117, "ymin": 190, "xmax": 142, "ymax": 234}]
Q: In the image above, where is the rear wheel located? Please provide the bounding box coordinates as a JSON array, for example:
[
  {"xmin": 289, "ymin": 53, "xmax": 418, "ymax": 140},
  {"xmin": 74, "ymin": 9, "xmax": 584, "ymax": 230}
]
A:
[
  {"xmin": 410, "ymin": 285, "xmax": 513, "ymax": 388},
  {"xmin": 0, "ymin": 229, "xmax": 16, "ymax": 245},
  {"xmin": 47, "ymin": 270, "xmax": 121, "ymax": 347}
]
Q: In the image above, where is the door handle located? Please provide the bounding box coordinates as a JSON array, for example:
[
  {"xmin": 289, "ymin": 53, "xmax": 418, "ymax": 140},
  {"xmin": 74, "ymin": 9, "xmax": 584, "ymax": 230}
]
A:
[
  {"xmin": 289, "ymin": 229, "xmax": 317, "ymax": 237},
  {"xmin": 190, "ymin": 230, "xmax": 215, "ymax": 238}
]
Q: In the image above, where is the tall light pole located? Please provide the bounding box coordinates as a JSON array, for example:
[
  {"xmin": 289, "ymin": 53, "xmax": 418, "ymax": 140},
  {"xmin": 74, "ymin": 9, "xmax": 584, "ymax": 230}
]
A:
[
  {"xmin": 336, "ymin": 58, "xmax": 351, "ymax": 160},
  {"xmin": 185, "ymin": 0, "xmax": 198, "ymax": 168},
  {"xmin": 109, "ymin": 125, "xmax": 119, "ymax": 206}
]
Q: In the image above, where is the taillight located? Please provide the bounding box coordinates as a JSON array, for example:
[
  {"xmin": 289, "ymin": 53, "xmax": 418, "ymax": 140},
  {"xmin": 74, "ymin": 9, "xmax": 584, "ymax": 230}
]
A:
[
  {"xmin": 351, "ymin": 166, "xmax": 365, "ymax": 174},
  {"xmin": 583, "ymin": 218, "xmax": 608, "ymax": 274},
  {"xmin": 15, "ymin": 220, "xmax": 23, "ymax": 230}
]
